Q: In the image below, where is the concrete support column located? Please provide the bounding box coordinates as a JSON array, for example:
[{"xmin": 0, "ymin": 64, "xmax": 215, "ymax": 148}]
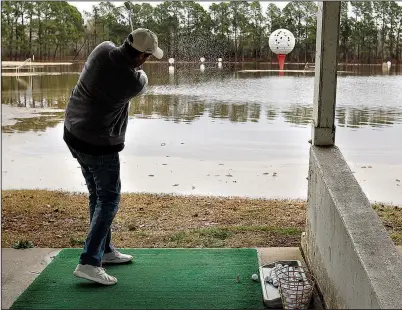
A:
[{"xmin": 311, "ymin": 2, "xmax": 341, "ymax": 146}]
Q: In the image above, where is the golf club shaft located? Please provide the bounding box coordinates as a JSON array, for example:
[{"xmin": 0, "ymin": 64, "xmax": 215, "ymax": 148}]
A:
[
  {"xmin": 124, "ymin": 2, "xmax": 134, "ymax": 32},
  {"xmin": 128, "ymin": 10, "xmax": 133, "ymax": 32}
]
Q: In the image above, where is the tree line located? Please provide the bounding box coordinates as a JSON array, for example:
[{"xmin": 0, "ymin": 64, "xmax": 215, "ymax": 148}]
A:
[{"xmin": 1, "ymin": 1, "xmax": 401, "ymax": 63}]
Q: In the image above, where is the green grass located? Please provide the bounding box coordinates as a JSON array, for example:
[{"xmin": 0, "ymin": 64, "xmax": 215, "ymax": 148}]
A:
[
  {"xmin": 198, "ymin": 228, "xmax": 233, "ymax": 240},
  {"xmin": 12, "ymin": 240, "xmax": 34, "ymax": 249},
  {"xmin": 229, "ymin": 225, "xmax": 303, "ymax": 235},
  {"xmin": 69, "ymin": 237, "xmax": 85, "ymax": 246},
  {"xmin": 163, "ymin": 225, "xmax": 303, "ymax": 248},
  {"xmin": 167, "ymin": 231, "xmax": 188, "ymax": 243}
]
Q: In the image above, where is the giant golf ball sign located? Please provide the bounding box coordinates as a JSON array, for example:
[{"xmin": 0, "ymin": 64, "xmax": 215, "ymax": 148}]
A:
[{"xmin": 269, "ymin": 29, "xmax": 295, "ymax": 55}]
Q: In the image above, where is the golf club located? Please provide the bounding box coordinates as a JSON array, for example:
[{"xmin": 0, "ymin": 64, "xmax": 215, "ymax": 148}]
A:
[
  {"xmin": 125, "ymin": 2, "xmax": 143, "ymax": 70},
  {"xmin": 124, "ymin": 2, "xmax": 133, "ymax": 32}
]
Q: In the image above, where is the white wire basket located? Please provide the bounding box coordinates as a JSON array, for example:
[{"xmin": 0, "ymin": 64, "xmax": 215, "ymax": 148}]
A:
[{"xmin": 276, "ymin": 265, "xmax": 315, "ymax": 309}]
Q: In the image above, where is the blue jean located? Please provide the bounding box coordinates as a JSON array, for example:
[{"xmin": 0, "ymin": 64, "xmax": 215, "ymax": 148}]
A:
[{"xmin": 68, "ymin": 146, "xmax": 121, "ymax": 267}]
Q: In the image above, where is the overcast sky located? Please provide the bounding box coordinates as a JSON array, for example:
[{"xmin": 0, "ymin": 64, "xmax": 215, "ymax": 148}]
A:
[{"xmin": 68, "ymin": 1, "xmax": 289, "ymax": 16}]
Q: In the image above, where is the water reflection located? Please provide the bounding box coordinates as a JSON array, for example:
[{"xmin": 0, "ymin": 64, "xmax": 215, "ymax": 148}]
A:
[
  {"xmin": 2, "ymin": 63, "xmax": 402, "ymax": 133},
  {"xmin": 131, "ymin": 95, "xmax": 205, "ymax": 123},
  {"xmin": 337, "ymin": 107, "xmax": 402, "ymax": 128},
  {"xmin": 131, "ymin": 99, "xmax": 402, "ymax": 128},
  {"xmin": 2, "ymin": 74, "xmax": 77, "ymax": 109},
  {"xmin": 282, "ymin": 106, "xmax": 312, "ymax": 125}
]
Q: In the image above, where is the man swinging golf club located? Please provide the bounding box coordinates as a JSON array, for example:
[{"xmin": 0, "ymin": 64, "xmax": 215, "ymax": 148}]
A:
[{"xmin": 63, "ymin": 28, "xmax": 163, "ymax": 285}]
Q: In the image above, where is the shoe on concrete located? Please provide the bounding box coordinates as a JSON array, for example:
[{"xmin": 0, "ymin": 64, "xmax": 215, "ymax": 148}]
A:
[
  {"xmin": 102, "ymin": 249, "xmax": 133, "ymax": 264},
  {"xmin": 73, "ymin": 264, "xmax": 117, "ymax": 285}
]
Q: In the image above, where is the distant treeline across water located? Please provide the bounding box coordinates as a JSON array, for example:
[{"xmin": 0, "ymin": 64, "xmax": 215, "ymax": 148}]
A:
[{"xmin": 1, "ymin": 1, "xmax": 401, "ymax": 63}]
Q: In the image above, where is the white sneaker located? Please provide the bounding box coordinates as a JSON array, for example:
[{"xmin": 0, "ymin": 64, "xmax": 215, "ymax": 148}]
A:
[
  {"xmin": 102, "ymin": 249, "xmax": 133, "ymax": 264},
  {"xmin": 73, "ymin": 264, "xmax": 117, "ymax": 285}
]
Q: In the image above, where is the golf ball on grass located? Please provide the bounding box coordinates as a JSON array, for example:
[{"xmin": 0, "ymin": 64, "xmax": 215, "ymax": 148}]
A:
[{"xmin": 252, "ymin": 274, "xmax": 259, "ymax": 281}]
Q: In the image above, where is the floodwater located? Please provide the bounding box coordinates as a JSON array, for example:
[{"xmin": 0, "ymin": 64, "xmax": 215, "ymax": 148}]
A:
[{"xmin": 2, "ymin": 62, "xmax": 402, "ymax": 205}]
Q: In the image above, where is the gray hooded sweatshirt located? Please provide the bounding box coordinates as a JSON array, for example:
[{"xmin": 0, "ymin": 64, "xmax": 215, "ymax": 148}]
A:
[{"xmin": 64, "ymin": 40, "xmax": 147, "ymax": 155}]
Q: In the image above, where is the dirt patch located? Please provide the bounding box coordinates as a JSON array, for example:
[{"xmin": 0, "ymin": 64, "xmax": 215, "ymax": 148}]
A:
[{"xmin": 2, "ymin": 190, "xmax": 401, "ymax": 248}]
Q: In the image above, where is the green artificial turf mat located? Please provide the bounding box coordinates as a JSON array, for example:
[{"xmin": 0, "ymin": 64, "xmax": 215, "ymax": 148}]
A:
[{"xmin": 11, "ymin": 248, "xmax": 264, "ymax": 309}]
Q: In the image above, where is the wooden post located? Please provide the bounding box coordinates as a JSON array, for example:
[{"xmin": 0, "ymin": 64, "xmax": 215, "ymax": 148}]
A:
[{"xmin": 311, "ymin": 2, "xmax": 341, "ymax": 146}]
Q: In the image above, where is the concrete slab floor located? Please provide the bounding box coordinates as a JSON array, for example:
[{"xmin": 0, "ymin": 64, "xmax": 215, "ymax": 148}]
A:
[
  {"xmin": 257, "ymin": 247, "xmax": 304, "ymax": 265},
  {"xmin": 1, "ymin": 247, "xmax": 401, "ymax": 309},
  {"xmin": 1, "ymin": 248, "xmax": 61, "ymax": 309}
]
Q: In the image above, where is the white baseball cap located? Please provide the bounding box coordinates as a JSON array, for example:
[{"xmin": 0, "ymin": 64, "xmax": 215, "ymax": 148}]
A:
[{"xmin": 128, "ymin": 28, "xmax": 163, "ymax": 59}]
